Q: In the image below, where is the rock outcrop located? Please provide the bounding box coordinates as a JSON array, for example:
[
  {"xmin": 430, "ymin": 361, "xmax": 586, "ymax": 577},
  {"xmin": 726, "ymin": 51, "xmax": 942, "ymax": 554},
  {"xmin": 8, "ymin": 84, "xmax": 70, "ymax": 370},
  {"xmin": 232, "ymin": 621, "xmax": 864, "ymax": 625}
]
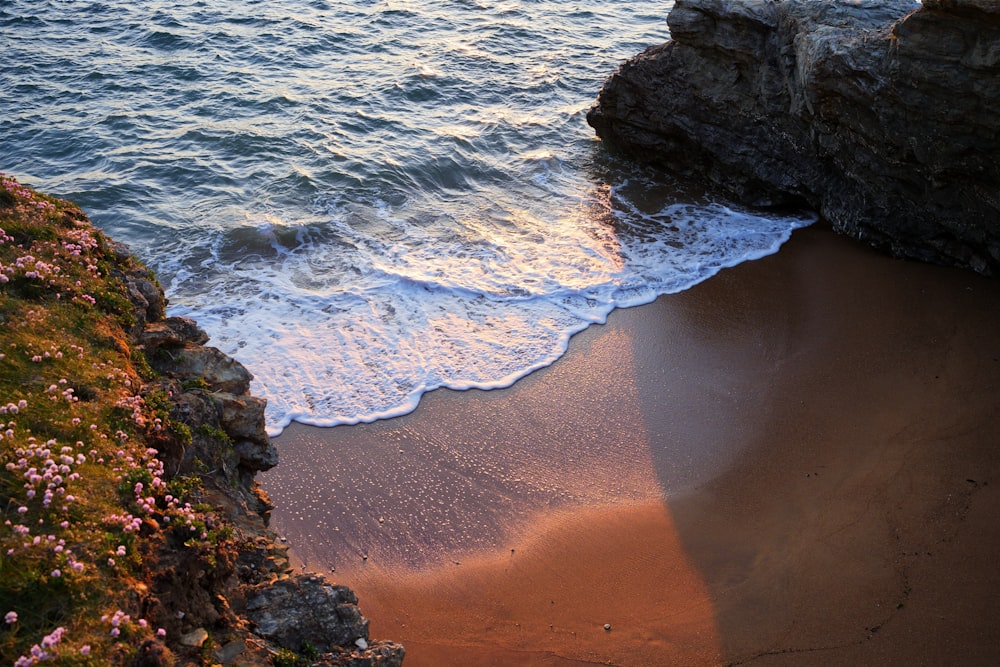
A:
[
  {"xmin": 1, "ymin": 177, "xmax": 402, "ymax": 665},
  {"xmin": 587, "ymin": 0, "xmax": 1000, "ymax": 275},
  {"xmin": 118, "ymin": 255, "xmax": 405, "ymax": 665}
]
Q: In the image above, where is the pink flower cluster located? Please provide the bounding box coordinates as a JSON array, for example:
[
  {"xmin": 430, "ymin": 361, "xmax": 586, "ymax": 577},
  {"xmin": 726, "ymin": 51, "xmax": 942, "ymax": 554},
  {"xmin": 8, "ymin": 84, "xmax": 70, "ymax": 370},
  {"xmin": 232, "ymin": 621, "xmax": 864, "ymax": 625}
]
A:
[
  {"xmin": 116, "ymin": 394, "xmax": 148, "ymax": 427},
  {"xmin": 0, "ymin": 400, "xmax": 28, "ymax": 419},
  {"xmin": 98, "ymin": 608, "xmax": 164, "ymax": 642},
  {"xmin": 44, "ymin": 378, "xmax": 78, "ymax": 403},
  {"xmin": 3, "ymin": 432, "xmax": 87, "ymax": 573},
  {"xmin": 1, "ymin": 173, "xmax": 36, "ymax": 202},
  {"xmin": 0, "ymin": 172, "xmax": 55, "ymax": 214},
  {"xmin": 13, "ymin": 625, "xmax": 66, "ymax": 666},
  {"xmin": 1, "ymin": 173, "xmax": 193, "ymax": 660},
  {"xmin": 114, "ymin": 449, "xmax": 199, "ymax": 526},
  {"xmin": 0, "ymin": 175, "xmax": 107, "ymax": 302}
]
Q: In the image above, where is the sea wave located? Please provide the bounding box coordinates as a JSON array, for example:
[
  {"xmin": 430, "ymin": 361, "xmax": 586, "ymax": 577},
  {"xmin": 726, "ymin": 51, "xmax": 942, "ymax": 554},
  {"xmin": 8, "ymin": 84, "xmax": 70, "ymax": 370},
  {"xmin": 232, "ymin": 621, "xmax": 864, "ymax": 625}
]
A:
[{"xmin": 1, "ymin": 0, "xmax": 813, "ymax": 434}]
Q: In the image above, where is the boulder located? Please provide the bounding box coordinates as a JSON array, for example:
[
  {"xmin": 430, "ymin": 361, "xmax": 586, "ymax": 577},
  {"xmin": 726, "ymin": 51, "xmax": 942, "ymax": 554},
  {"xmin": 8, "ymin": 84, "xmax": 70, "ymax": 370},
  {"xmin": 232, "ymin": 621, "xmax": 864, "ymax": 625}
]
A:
[
  {"xmin": 152, "ymin": 344, "xmax": 253, "ymax": 395},
  {"xmin": 215, "ymin": 392, "xmax": 269, "ymax": 446},
  {"xmin": 246, "ymin": 575, "xmax": 368, "ymax": 652},
  {"xmin": 140, "ymin": 317, "xmax": 210, "ymax": 350},
  {"xmin": 588, "ymin": 0, "xmax": 1000, "ymax": 275},
  {"xmin": 233, "ymin": 439, "xmax": 279, "ymax": 473}
]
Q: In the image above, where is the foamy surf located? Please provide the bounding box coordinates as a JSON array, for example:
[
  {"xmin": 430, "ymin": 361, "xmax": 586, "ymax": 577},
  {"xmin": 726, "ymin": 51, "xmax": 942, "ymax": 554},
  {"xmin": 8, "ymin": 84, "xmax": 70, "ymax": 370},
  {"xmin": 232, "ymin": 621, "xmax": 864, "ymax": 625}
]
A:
[
  {"xmin": 3, "ymin": 0, "xmax": 814, "ymax": 436},
  {"xmin": 166, "ymin": 183, "xmax": 813, "ymax": 436}
]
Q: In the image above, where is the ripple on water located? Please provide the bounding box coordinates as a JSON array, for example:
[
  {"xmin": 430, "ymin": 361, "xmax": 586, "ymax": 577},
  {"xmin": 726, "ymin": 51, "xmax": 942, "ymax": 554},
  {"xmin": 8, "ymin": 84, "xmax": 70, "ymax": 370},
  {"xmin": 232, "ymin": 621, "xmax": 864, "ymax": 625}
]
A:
[{"xmin": 1, "ymin": 0, "xmax": 813, "ymax": 433}]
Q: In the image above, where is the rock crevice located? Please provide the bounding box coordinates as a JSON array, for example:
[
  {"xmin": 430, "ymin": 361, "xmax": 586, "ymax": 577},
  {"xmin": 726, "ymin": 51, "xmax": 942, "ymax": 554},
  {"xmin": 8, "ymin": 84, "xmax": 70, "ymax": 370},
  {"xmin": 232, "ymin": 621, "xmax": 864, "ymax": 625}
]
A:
[{"xmin": 588, "ymin": 0, "xmax": 1000, "ymax": 275}]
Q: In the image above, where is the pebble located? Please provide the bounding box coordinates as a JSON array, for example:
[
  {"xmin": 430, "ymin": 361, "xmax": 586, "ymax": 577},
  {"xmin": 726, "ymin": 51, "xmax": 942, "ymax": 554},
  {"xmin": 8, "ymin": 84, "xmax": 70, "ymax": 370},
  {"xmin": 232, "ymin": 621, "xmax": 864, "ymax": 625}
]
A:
[{"xmin": 604, "ymin": 624, "xmax": 612, "ymax": 632}]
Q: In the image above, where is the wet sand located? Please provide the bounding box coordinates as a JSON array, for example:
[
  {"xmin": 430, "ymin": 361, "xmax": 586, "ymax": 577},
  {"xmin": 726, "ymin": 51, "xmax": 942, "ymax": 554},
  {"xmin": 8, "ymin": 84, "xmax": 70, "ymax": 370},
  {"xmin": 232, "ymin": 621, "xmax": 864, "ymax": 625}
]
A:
[{"xmin": 263, "ymin": 226, "xmax": 1000, "ymax": 665}]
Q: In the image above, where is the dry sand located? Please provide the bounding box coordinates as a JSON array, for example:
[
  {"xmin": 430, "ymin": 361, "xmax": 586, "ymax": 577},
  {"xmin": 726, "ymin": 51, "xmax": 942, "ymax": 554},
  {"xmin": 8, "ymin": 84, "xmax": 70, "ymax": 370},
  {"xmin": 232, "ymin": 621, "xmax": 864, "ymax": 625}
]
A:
[{"xmin": 263, "ymin": 226, "xmax": 1000, "ymax": 666}]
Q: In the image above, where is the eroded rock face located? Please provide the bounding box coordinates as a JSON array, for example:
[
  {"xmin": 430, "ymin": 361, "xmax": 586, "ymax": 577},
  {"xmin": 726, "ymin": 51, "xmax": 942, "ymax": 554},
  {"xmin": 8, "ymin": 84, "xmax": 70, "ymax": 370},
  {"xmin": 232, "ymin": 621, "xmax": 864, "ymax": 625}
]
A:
[
  {"xmin": 244, "ymin": 575, "xmax": 405, "ymax": 666},
  {"xmin": 588, "ymin": 0, "xmax": 1000, "ymax": 275},
  {"xmin": 247, "ymin": 575, "xmax": 367, "ymax": 650},
  {"xmin": 140, "ymin": 317, "xmax": 210, "ymax": 349},
  {"xmin": 153, "ymin": 344, "xmax": 254, "ymax": 395},
  {"xmin": 140, "ymin": 316, "xmax": 276, "ymax": 478},
  {"xmin": 216, "ymin": 393, "xmax": 269, "ymax": 445},
  {"xmin": 109, "ymin": 239, "xmax": 404, "ymax": 664}
]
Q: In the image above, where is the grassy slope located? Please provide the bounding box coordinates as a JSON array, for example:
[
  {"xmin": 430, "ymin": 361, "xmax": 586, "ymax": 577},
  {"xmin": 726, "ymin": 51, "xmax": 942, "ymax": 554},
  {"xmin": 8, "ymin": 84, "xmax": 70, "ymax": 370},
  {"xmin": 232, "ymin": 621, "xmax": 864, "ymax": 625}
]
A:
[{"xmin": 0, "ymin": 174, "xmax": 239, "ymax": 666}]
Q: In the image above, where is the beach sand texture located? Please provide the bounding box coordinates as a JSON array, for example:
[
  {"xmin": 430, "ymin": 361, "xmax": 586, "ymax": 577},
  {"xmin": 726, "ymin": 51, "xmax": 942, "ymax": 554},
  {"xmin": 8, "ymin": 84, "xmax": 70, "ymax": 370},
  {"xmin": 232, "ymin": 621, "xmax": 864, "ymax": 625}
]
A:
[{"xmin": 263, "ymin": 226, "xmax": 1000, "ymax": 665}]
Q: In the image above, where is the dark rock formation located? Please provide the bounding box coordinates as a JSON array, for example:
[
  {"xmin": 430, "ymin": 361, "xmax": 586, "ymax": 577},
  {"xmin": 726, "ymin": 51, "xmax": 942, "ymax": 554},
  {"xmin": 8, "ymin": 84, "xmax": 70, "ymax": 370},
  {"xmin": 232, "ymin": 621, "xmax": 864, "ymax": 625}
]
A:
[
  {"xmin": 246, "ymin": 575, "xmax": 368, "ymax": 650},
  {"xmin": 588, "ymin": 0, "xmax": 1000, "ymax": 275},
  {"xmin": 118, "ymin": 252, "xmax": 404, "ymax": 666},
  {"xmin": 152, "ymin": 342, "xmax": 255, "ymax": 395}
]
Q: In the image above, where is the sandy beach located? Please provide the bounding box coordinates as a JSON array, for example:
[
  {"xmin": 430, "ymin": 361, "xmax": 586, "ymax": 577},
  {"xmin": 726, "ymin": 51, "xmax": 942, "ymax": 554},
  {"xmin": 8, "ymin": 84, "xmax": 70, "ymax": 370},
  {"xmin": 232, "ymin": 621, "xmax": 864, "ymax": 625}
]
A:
[{"xmin": 262, "ymin": 225, "xmax": 1000, "ymax": 665}]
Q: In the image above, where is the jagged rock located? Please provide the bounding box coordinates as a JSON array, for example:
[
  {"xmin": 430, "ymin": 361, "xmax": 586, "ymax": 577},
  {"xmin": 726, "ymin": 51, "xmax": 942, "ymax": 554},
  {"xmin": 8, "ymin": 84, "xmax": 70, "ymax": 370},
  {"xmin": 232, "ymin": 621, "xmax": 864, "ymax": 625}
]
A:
[
  {"xmin": 107, "ymin": 238, "xmax": 137, "ymax": 263},
  {"xmin": 141, "ymin": 317, "xmax": 210, "ymax": 350},
  {"xmin": 146, "ymin": 380, "xmax": 224, "ymax": 473},
  {"xmin": 213, "ymin": 391, "xmax": 278, "ymax": 472},
  {"xmin": 152, "ymin": 344, "xmax": 253, "ymax": 395},
  {"xmin": 215, "ymin": 393, "xmax": 269, "ymax": 446},
  {"xmin": 588, "ymin": 0, "xmax": 1000, "ymax": 275},
  {"xmin": 129, "ymin": 274, "xmax": 166, "ymax": 322},
  {"xmin": 246, "ymin": 575, "xmax": 369, "ymax": 653},
  {"xmin": 234, "ymin": 439, "xmax": 279, "ymax": 473},
  {"xmin": 106, "ymin": 239, "xmax": 167, "ymax": 329}
]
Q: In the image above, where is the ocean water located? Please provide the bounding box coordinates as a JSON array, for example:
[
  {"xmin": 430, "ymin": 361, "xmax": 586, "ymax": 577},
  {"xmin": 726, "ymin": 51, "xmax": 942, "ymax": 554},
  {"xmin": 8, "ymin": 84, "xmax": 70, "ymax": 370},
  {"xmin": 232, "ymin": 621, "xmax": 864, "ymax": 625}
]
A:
[{"xmin": 1, "ymin": 0, "xmax": 812, "ymax": 435}]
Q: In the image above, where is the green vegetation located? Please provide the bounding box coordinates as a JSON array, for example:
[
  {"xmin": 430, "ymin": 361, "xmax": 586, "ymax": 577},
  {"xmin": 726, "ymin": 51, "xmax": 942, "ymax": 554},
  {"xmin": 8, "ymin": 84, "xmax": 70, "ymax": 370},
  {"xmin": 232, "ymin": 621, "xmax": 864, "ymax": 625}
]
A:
[
  {"xmin": 0, "ymin": 174, "xmax": 230, "ymax": 665},
  {"xmin": 195, "ymin": 424, "xmax": 232, "ymax": 447},
  {"xmin": 270, "ymin": 641, "xmax": 319, "ymax": 667}
]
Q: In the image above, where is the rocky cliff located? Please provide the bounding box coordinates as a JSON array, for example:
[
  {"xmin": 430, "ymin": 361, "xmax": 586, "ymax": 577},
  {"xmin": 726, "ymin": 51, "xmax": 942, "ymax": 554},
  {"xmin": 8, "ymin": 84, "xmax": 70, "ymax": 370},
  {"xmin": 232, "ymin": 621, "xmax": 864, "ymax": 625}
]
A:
[
  {"xmin": 587, "ymin": 0, "xmax": 1000, "ymax": 275},
  {"xmin": 134, "ymin": 295, "xmax": 405, "ymax": 667},
  {"xmin": 0, "ymin": 176, "xmax": 403, "ymax": 666}
]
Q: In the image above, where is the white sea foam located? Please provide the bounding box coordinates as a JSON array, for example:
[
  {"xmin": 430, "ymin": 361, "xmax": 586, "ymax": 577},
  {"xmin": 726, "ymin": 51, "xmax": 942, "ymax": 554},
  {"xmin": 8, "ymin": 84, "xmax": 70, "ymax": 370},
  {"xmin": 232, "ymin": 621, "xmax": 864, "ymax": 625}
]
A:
[
  {"xmin": 166, "ymin": 185, "xmax": 813, "ymax": 436},
  {"xmin": 3, "ymin": 0, "xmax": 816, "ymax": 436}
]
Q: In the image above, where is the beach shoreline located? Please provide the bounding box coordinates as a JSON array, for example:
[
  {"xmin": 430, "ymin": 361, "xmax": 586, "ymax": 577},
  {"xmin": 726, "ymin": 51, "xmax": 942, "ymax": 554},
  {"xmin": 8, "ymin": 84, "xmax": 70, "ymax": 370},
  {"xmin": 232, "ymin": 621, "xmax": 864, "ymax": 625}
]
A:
[{"xmin": 264, "ymin": 226, "xmax": 1000, "ymax": 665}]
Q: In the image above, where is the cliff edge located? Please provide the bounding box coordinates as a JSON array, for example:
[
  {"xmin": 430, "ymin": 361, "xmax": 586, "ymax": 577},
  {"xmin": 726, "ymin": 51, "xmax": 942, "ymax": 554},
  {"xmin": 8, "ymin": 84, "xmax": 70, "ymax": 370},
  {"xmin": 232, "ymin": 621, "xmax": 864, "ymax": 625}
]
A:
[
  {"xmin": 0, "ymin": 175, "xmax": 403, "ymax": 666},
  {"xmin": 587, "ymin": 0, "xmax": 1000, "ymax": 275}
]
